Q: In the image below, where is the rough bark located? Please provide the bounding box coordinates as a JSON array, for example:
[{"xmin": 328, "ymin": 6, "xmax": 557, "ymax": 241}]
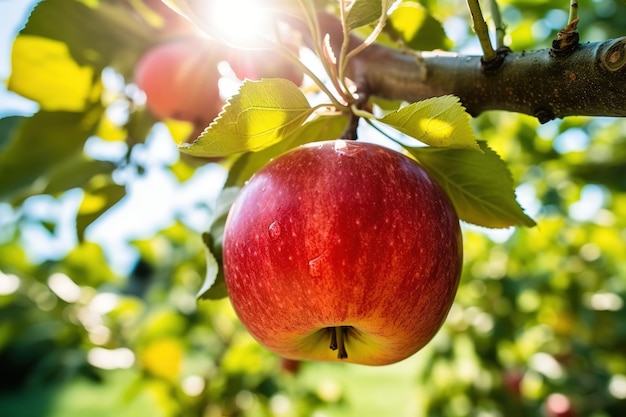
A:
[{"xmin": 347, "ymin": 37, "xmax": 626, "ymax": 122}]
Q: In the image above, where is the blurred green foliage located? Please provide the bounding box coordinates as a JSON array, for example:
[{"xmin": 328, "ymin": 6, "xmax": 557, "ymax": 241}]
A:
[{"xmin": 1, "ymin": 0, "xmax": 626, "ymax": 416}]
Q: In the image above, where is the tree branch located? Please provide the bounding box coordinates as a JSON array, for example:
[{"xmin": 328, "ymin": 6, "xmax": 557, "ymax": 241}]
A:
[{"xmin": 347, "ymin": 36, "xmax": 626, "ymax": 122}]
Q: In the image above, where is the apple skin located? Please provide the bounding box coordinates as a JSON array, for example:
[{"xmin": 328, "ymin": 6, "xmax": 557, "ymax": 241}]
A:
[
  {"xmin": 134, "ymin": 36, "xmax": 224, "ymax": 126},
  {"xmin": 222, "ymin": 140, "xmax": 462, "ymax": 366}
]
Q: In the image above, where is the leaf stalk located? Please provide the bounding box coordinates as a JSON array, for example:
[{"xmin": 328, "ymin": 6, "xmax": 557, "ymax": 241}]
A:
[{"xmin": 466, "ymin": 0, "xmax": 497, "ymax": 62}]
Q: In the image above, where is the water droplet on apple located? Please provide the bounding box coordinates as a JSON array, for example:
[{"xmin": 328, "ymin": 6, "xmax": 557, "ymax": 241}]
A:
[
  {"xmin": 333, "ymin": 140, "xmax": 363, "ymax": 157},
  {"xmin": 334, "ymin": 140, "xmax": 348, "ymax": 154},
  {"xmin": 268, "ymin": 221, "xmax": 281, "ymax": 240}
]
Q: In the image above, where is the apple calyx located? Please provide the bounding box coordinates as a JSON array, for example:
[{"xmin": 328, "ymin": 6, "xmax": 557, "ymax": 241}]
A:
[{"xmin": 327, "ymin": 326, "xmax": 352, "ymax": 359}]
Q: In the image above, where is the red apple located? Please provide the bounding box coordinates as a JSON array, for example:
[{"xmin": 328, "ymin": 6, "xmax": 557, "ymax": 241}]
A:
[
  {"xmin": 502, "ymin": 368, "xmax": 524, "ymax": 398},
  {"xmin": 222, "ymin": 140, "xmax": 462, "ymax": 365},
  {"xmin": 544, "ymin": 393, "xmax": 578, "ymax": 417},
  {"xmin": 134, "ymin": 36, "xmax": 225, "ymax": 127},
  {"xmin": 279, "ymin": 358, "xmax": 301, "ymax": 374}
]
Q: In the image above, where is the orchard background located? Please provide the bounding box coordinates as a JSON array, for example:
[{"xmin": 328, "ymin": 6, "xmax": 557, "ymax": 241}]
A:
[{"xmin": 1, "ymin": 0, "xmax": 626, "ymax": 416}]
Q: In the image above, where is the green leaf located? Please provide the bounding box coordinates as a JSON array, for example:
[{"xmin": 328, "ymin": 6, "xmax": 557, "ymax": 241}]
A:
[
  {"xmin": 343, "ymin": 0, "xmax": 400, "ymax": 31},
  {"xmin": 198, "ymin": 234, "xmax": 227, "ymax": 300},
  {"xmin": 77, "ymin": 179, "xmax": 126, "ymax": 241},
  {"xmin": 409, "ymin": 142, "xmax": 536, "ymax": 228},
  {"xmin": 17, "ymin": 0, "xmax": 152, "ymax": 72},
  {"xmin": 9, "ymin": 35, "xmax": 97, "ymax": 112},
  {"xmin": 386, "ymin": 2, "xmax": 452, "ymax": 51},
  {"xmin": 379, "ymin": 95, "xmax": 480, "ymax": 150},
  {"xmin": 8, "ymin": 0, "xmax": 154, "ymax": 113},
  {"xmin": 179, "ymin": 79, "xmax": 314, "ymax": 157},
  {"xmin": 44, "ymin": 156, "xmax": 117, "ymax": 195},
  {"xmin": 225, "ymin": 113, "xmax": 349, "ymax": 187},
  {"xmin": 0, "ymin": 108, "xmax": 103, "ymax": 202},
  {"xmin": 0, "ymin": 117, "xmax": 23, "ymax": 152},
  {"xmin": 62, "ymin": 241, "xmax": 117, "ymax": 287},
  {"xmin": 344, "ymin": 0, "xmax": 383, "ymax": 31},
  {"xmin": 197, "ymin": 187, "xmax": 241, "ymax": 300}
]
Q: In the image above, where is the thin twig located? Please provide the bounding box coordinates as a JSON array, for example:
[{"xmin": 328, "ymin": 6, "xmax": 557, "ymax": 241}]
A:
[
  {"xmin": 275, "ymin": 44, "xmax": 348, "ymax": 110},
  {"xmin": 292, "ymin": 1, "xmax": 350, "ymax": 109},
  {"xmin": 466, "ymin": 0, "xmax": 497, "ymax": 62},
  {"xmin": 337, "ymin": 0, "xmax": 355, "ymax": 99},
  {"xmin": 337, "ymin": 1, "xmax": 392, "ymax": 102},
  {"xmin": 489, "ymin": 0, "xmax": 506, "ymax": 49},
  {"xmin": 568, "ymin": 0, "xmax": 579, "ymax": 27},
  {"xmin": 343, "ymin": 16, "xmax": 387, "ymax": 71}
]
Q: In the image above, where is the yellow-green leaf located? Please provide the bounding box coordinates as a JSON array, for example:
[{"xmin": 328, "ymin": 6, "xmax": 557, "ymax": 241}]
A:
[
  {"xmin": 225, "ymin": 113, "xmax": 349, "ymax": 187},
  {"xmin": 8, "ymin": 35, "xmax": 95, "ymax": 111},
  {"xmin": 409, "ymin": 142, "xmax": 536, "ymax": 228},
  {"xmin": 380, "ymin": 95, "xmax": 480, "ymax": 150},
  {"xmin": 77, "ymin": 178, "xmax": 126, "ymax": 241},
  {"xmin": 62, "ymin": 241, "xmax": 117, "ymax": 287},
  {"xmin": 387, "ymin": 2, "xmax": 452, "ymax": 51},
  {"xmin": 139, "ymin": 338, "xmax": 184, "ymax": 382},
  {"xmin": 179, "ymin": 78, "xmax": 313, "ymax": 157},
  {"xmin": 345, "ymin": 0, "xmax": 382, "ymax": 30}
]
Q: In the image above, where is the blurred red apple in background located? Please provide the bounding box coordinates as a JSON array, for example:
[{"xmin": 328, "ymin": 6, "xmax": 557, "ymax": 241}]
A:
[
  {"xmin": 134, "ymin": 36, "xmax": 225, "ymax": 128},
  {"xmin": 544, "ymin": 393, "xmax": 578, "ymax": 417},
  {"xmin": 223, "ymin": 140, "xmax": 462, "ymax": 365}
]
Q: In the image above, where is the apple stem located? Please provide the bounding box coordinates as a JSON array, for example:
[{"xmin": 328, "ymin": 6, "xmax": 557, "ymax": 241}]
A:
[
  {"xmin": 337, "ymin": 327, "xmax": 348, "ymax": 359},
  {"xmin": 328, "ymin": 326, "xmax": 349, "ymax": 359},
  {"xmin": 329, "ymin": 327, "xmax": 338, "ymax": 351}
]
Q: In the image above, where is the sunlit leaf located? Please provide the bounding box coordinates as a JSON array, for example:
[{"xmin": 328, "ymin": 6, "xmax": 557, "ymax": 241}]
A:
[
  {"xmin": 380, "ymin": 95, "xmax": 480, "ymax": 150},
  {"xmin": 386, "ymin": 2, "xmax": 452, "ymax": 50},
  {"xmin": 164, "ymin": 119, "xmax": 195, "ymax": 145},
  {"xmin": 18, "ymin": 0, "xmax": 152, "ymax": 72},
  {"xmin": 77, "ymin": 178, "xmax": 126, "ymax": 241},
  {"xmin": 96, "ymin": 114, "xmax": 129, "ymax": 142},
  {"xmin": 225, "ymin": 113, "xmax": 349, "ymax": 187},
  {"xmin": 409, "ymin": 142, "xmax": 536, "ymax": 228},
  {"xmin": 9, "ymin": 35, "xmax": 96, "ymax": 111},
  {"xmin": 168, "ymin": 159, "xmax": 197, "ymax": 182},
  {"xmin": 0, "ymin": 243, "xmax": 32, "ymax": 275},
  {"xmin": 62, "ymin": 241, "xmax": 117, "ymax": 286},
  {"xmin": 139, "ymin": 338, "xmax": 183, "ymax": 382},
  {"xmin": 179, "ymin": 79, "xmax": 313, "ymax": 157}
]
